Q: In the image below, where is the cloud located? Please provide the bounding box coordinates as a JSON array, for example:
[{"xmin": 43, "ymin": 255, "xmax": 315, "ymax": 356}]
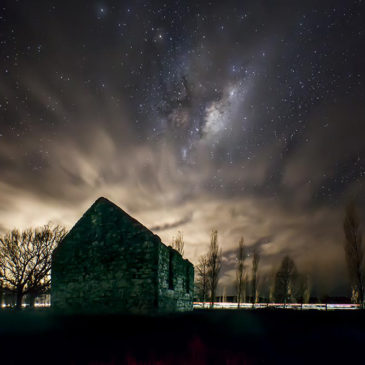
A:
[
  {"xmin": 0, "ymin": 106, "xmax": 357, "ymax": 296},
  {"xmin": 0, "ymin": 0, "xmax": 363, "ymax": 298},
  {"xmin": 150, "ymin": 213, "xmax": 193, "ymax": 232}
]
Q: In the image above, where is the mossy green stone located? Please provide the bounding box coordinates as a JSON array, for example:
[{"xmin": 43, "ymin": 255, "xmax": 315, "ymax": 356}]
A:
[{"xmin": 51, "ymin": 197, "xmax": 194, "ymax": 314}]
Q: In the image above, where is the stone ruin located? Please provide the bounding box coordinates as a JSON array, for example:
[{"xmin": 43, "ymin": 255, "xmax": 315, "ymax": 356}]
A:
[{"xmin": 51, "ymin": 197, "xmax": 194, "ymax": 314}]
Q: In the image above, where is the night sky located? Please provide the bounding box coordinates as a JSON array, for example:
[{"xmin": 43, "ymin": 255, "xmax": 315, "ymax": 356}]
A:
[{"xmin": 0, "ymin": 0, "xmax": 364, "ymax": 296}]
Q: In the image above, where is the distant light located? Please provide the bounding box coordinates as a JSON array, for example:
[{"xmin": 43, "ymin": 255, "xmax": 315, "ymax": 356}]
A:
[{"xmin": 193, "ymin": 302, "xmax": 360, "ymax": 310}]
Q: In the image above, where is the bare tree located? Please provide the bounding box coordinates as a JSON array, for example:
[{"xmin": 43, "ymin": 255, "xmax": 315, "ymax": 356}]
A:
[
  {"xmin": 295, "ymin": 273, "xmax": 310, "ymax": 306},
  {"xmin": 235, "ymin": 237, "xmax": 247, "ymax": 308},
  {"xmin": 207, "ymin": 230, "xmax": 222, "ymax": 308},
  {"xmin": 343, "ymin": 201, "xmax": 364, "ymax": 306},
  {"xmin": 251, "ymin": 248, "xmax": 260, "ymax": 306},
  {"xmin": 222, "ymin": 285, "xmax": 227, "ymax": 303},
  {"xmin": 0, "ymin": 281, "xmax": 3, "ymax": 307},
  {"xmin": 273, "ymin": 255, "xmax": 298, "ymax": 307},
  {"xmin": 0, "ymin": 224, "xmax": 66, "ymax": 309},
  {"xmin": 172, "ymin": 231, "xmax": 184, "ymax": 257},
  {"xmin": 268, "ymin": 267, "xmax": 277, "ymax": 303},
  {"xmin": 195, "ymin": 254, "xmax": 209, "ymax": 306}
]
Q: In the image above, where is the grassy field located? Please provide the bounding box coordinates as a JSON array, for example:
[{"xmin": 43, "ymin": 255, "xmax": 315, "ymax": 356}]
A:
[{"xmin": 0, "ymin": 309, "xmax": 364, "ymax": 364}]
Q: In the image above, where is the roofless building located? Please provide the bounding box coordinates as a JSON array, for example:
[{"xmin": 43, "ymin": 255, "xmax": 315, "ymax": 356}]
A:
[{"xmin": 51, "ymin": 197, "xmax": 194, "ymax": 314}]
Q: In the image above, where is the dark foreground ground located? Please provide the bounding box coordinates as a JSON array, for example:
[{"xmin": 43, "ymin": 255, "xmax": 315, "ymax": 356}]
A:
[{"xmin": 0, "ymin": 309, "xmax": 364, "ymax": 365}]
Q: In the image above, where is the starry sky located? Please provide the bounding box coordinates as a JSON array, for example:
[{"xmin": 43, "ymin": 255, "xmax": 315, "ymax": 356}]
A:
[{"xmin": 0, "ymin": 0, "xmax": 364, "ymax": 296}]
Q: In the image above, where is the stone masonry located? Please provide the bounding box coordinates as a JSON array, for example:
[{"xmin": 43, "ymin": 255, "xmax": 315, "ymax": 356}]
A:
[{"xmin": 51, "ymin": 197, "xmax": 194, "ymax": 314}]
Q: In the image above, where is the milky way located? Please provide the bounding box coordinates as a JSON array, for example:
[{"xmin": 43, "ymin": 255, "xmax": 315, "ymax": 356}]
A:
[{"xmin": 0, "ymin": 0, "xmax": 364, "ymax": 295}]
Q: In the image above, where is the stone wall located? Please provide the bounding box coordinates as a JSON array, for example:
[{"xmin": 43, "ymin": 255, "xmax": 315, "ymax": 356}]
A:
[
  {"xmin": 51, "ymin": 197, "xmax": 194, "ymax": 314},
  {"xmin": 52, "ymin": 198, "xmax": 159, "ymax": 314},
  {"xmin": 157, "ymin": 244, "xmax": 194, "ymax": 312}
]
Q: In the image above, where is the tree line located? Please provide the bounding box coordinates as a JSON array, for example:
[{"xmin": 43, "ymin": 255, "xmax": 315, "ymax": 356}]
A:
[
  {"xmin": 194, "ymin": 230, "xmax": 310, "ymax": 307},
  {"xmin": 195, "ymin": 201, "xmax": 364, "ymax": 308},
  {"xmin": 0, "ymin": 224, "xmax": 66, "ymax": 309},
  {"xmin": 0, "ymin": 201, "xmax": 363, "ymax": 309}
]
